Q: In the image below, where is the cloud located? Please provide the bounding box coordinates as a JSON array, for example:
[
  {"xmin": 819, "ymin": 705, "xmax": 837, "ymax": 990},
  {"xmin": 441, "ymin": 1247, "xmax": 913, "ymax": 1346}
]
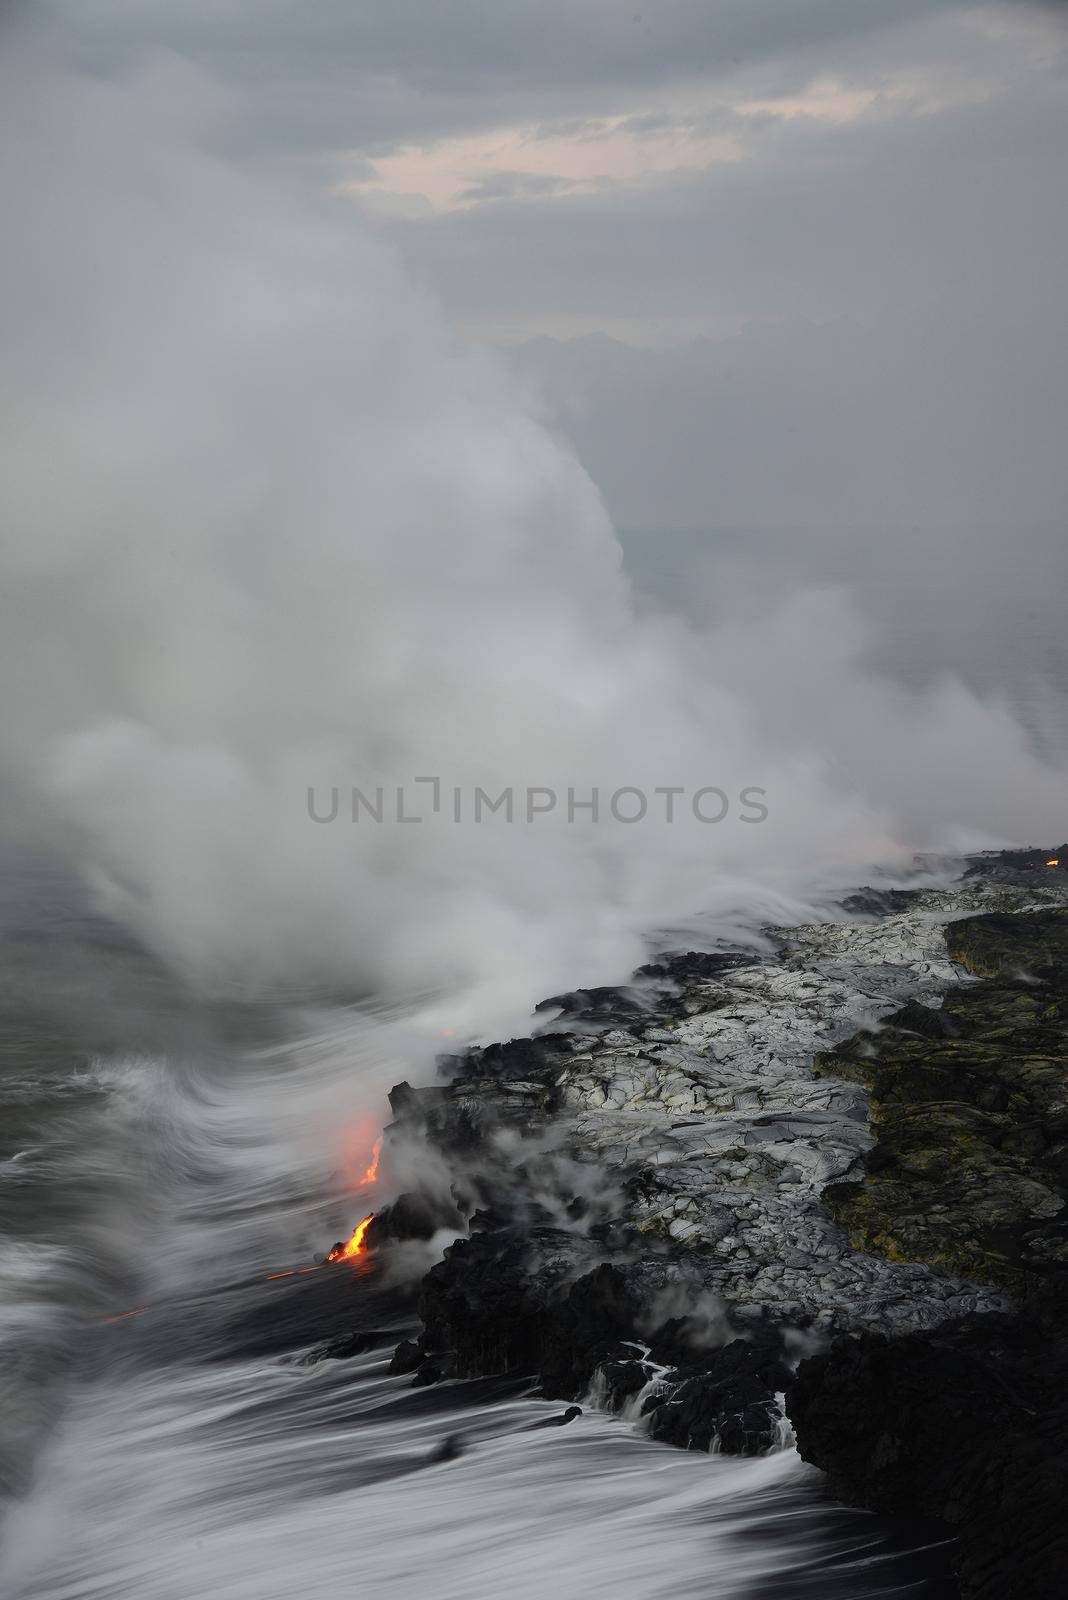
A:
[
  {"xmin": 336, "ymin": 8, "xmax": 1067, "ymax": 532},
  {"xmin": 456, "ymin": 171, "xmax": 594, "ymax": 206},
  {"xmin": 46, "ymin": 0, "xmax": 970, "ymax": 156},
  {"xmin": 367, "ymin": 9, "xmax": 1066, "ymax": 321},
  {"xmin": 348, "ymin": 111, "xmax": 745, "ymax": 213}
]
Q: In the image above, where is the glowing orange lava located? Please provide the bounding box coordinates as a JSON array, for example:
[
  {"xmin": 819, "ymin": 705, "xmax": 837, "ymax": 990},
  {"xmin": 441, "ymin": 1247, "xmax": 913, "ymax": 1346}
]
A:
[
  {"xmin": 359, "ymin": 1137, "xmax": 382, "ymax": 1188},
  {"xmin": 327, "ymin": 1213, "xmax": 374, "ymax": 1262},
  {"xmin": 1047, "ymin": 858, "xmax": 1060, "ymax": 868}
]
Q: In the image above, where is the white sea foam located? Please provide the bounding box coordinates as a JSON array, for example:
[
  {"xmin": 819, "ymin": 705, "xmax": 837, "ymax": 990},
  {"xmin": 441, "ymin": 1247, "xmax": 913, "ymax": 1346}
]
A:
[{"xmin": 0, "ymin": 1346, "xmax": 830, "ymax": 1600}]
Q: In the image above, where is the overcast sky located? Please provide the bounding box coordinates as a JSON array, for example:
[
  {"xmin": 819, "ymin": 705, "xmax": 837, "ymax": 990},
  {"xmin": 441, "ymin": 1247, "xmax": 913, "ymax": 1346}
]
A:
[{"xmin": 44, "ymin": 0, "xmax": 1068, "ymax": 533}]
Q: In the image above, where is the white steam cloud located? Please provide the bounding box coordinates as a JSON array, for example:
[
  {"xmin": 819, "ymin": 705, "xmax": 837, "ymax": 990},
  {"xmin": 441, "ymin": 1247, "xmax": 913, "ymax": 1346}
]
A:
[{"xmin": 1, "ymin": 37, "xmax": 1065, "ymax": 1034}]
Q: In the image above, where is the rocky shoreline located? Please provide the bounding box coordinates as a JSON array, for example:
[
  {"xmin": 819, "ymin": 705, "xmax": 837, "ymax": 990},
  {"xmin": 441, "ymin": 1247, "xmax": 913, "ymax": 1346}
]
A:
[{"xmin": 357, "ymin": 851, "xmax": 1068, "ymax": 1598}]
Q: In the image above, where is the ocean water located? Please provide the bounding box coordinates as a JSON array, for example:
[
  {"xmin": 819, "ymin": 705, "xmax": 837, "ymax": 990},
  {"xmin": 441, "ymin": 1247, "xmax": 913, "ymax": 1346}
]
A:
[{"xmin": 0, "ymin": 853, "xmax": 964, "ymax": 1600}]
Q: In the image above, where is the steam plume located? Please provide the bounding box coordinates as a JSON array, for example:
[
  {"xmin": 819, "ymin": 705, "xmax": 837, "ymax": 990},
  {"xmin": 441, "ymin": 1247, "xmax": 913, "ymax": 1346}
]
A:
[{"xmin": 1, "ymin": 38, "xmax": 1065, "ymax": 1034}]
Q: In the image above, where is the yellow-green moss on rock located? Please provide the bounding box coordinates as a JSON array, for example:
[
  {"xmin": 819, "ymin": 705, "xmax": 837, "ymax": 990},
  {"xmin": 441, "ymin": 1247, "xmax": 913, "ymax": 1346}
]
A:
[{"xmin": 815, "ymin": 911, "xmax": 1068, "ymax": 1297}]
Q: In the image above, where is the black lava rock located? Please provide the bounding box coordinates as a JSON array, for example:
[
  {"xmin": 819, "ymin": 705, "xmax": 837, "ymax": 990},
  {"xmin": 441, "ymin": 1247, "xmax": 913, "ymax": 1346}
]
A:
[
  {"xmin": 840, "ymin": 888, "xmax": 926, "ymax": 917},
  {"xmin": 642, "ymin": 1333, "xmax": 792, "ymax": 1456},
  {"xmin": 397, "ymin": 1228, "xmax": 642, "ymax": 1399},
  {"xmin": 634, "ymin": 951, "xmax": 750, "ymax": 983},
  {"xmin": 535, "ymin": 986, "xmax": 650, "ymax": 1026},
  {"xmin": 524, "ymin": 1405, "xmax": 582, "ymax": 1430},
  {"xmin": 538, "ymin": 1262, "xmax": 642, "ymax": 1400},
  {"xmin": 788, "ymin": 1314, "xmax": 1068, "ymax": 1600},
  {"xmin": 364, "ymin": 1191, "xmax": 464, "ymax": 1248},
  {"xmin": 389, "ymin": 1338, "xmax": 425, "ymax": 1375}
]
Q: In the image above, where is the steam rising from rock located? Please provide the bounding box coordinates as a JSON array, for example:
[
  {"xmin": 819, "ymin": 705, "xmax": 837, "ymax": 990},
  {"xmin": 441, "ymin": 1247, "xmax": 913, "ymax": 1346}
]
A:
[{"xmin": 1, "ymin": 37, "xmax": 1065, "ymax": 1031}]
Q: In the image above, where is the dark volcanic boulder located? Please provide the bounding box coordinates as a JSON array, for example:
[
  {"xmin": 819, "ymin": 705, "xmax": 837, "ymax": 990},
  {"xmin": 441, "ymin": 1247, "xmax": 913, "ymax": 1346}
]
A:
[
  {"xmin": 789, "ymin": 1315, "xmax": 1068, "ymax": 1600},
  {"xmin": 643, "ymin": 1332, "xmax": 792, "ymax": 1456},
  {"xmin": 538, "ymin": 1261, "xmax": 641, "ymax": 1399},
  {"xmin": 415, "ymin": 1229, "xmax": 551, "ymax": 1378},
  {"xmin": 364, "ymin": 1191, "xmax": 464, "ymax": 1248},
  {"xmin": 412, "ymin": 1227, "xmax": 613, "ymax": 1384},
  {"xmin": 596, "ymin": 1356, "xmax": 651, "ymax": 1410},
  {"xmin": 389, "ymin": 1337, "xmax": 424, "ymax": 1375}
]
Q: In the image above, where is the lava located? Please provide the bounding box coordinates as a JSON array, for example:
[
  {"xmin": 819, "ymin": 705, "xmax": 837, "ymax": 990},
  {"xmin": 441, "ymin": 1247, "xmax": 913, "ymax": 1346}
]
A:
[
  {"xmin": 1047, "ymin": 858, "xmax": 1061, "ymax": 867},
  {"xmin": 359, "ymin": 1137, "xmax": 382, "ymax": 1188},
  {"xmin": 327, "ymin": 1213, "xmax": 374, "ymax": 1262}
]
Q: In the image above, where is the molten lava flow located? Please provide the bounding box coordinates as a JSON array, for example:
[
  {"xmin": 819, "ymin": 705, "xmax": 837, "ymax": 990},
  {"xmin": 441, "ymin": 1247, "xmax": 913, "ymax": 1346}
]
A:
[
  {"xmin": 327, "ymin": 1214, "xmax": 374, "ymax": 1262},
  {"xmin": 359, "ymin": 1137, "xmax": 382, "ymax": 1188},
  {"xmin": 1047, "ymin": 858, "xmax": 1060, "ymax": 867}
]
